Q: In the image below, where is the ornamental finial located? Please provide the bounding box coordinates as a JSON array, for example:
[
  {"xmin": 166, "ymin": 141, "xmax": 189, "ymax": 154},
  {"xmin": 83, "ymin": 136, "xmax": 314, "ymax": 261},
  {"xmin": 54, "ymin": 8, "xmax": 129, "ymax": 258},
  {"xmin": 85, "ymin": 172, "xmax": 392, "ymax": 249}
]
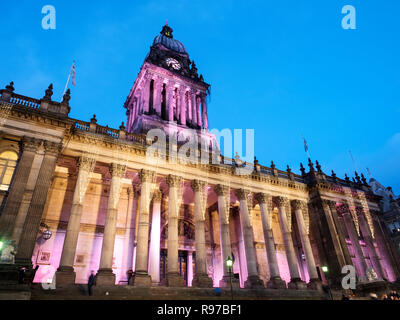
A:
[
  {"xmin": 300, "ymin": 163, "xmax": 306, "ymax": 176},
  {"xmin": 161, "ymin": 23, "xmax": 173, "ymax": 38}
]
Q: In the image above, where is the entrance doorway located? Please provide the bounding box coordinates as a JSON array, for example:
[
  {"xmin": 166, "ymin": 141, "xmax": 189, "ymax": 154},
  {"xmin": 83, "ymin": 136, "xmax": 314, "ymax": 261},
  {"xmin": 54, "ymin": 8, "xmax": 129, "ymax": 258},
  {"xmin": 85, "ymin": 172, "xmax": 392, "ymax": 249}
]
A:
[{"xmin": 160, "ymin": 249, "xmax": 189, "ymax": 284}]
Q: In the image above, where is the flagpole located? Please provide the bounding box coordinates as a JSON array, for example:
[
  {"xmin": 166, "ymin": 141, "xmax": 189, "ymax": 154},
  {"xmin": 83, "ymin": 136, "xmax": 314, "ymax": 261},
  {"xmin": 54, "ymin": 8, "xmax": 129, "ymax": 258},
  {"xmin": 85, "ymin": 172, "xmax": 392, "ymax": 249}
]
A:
[
  {"xmin": 349, "ymin": 150, "xmax": 358, "ymax": 172},
  {"xmin": 62, "ymin": 61, "xmax": 75, "ymax": 97},
  {"xmin": 62, "ymin": 71, "xmax": 71, "ymax": 97}
]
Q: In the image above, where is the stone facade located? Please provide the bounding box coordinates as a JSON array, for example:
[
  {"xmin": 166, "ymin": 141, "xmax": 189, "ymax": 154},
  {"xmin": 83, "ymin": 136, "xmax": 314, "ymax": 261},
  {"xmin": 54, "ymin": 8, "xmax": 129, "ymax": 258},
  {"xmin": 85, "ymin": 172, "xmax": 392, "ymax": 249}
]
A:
[{"xmin": 0, "ymin": 24, "xmax": 399, "ymax": 296}]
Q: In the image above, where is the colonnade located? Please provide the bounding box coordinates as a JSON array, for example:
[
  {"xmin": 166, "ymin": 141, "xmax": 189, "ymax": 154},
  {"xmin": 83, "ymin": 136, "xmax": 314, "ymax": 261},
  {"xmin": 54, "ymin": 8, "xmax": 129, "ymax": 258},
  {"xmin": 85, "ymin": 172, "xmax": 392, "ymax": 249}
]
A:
[
  {"xmin": 52, "ymin": 163, "xmax": 323, "ymax": 289},
  {"xmin": 1, "ymin": 147, "xmax": 387, "ymax": 289},
  {"xmin": 126, "ymin": 76, "xmax": 209, "ymax": 131}
]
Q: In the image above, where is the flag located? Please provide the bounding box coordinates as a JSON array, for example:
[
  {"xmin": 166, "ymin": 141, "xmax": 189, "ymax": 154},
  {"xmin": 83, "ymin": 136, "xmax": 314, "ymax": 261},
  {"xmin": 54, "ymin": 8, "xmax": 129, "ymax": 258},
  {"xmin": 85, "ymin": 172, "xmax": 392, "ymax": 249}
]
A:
[
  {"xmin": 302, "ymin": 135, "xmax": 311, "ymax": 159},
  {"xmin": 62, "ymin": 60, "xmax": 76, "ymax": 96},
  {"xmin": 71, "ymin": 61, "xmax": 76, "ymax": 86},
  {"xmin": 303, "ymin": 135, "xmax": 308, "ymax": 153}
]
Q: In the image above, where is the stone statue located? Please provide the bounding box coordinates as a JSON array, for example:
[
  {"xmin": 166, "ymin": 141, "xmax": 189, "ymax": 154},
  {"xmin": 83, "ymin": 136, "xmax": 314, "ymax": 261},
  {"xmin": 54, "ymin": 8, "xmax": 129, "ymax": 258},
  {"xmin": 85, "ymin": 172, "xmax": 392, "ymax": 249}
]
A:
[
  {"xmin": 366, "ymin": 267, "xmax": 379, "ymax": 282},
  {"xmin": 0, "ymin": 240, "xmax": 17, "ymax": 264}
]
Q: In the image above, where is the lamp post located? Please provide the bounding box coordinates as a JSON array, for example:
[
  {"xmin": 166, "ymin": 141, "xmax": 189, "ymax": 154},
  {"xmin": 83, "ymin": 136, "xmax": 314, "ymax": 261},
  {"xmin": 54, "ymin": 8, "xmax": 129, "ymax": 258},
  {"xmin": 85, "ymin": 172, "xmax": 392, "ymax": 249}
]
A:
[
  {"xmin": 226, "ymin": 256, "xmax": 234, "ymax": 300},
  {"xmin": 321, "ymin": 265, "xmax": 333, "ymax": 300}
]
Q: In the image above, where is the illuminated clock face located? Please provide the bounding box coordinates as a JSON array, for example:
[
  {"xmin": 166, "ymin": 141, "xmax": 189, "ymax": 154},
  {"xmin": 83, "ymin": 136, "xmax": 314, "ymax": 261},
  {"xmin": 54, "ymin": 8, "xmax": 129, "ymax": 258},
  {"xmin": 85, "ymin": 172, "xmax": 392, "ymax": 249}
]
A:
[{"xmin": 166, "ymin": 58, "xmax": 181, "ymax": 70}]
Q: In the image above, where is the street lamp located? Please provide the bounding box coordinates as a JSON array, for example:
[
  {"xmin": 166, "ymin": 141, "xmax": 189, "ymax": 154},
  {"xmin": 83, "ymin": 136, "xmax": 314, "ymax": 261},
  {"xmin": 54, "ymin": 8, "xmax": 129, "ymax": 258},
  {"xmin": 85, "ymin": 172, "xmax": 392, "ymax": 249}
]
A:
[
  {"xmin": 321, "ymin": 266, "xmax": 332, "ymax": 300},
  {"xmin": 42, "ymin": 230, "xmax": 52, "ymax": 241},
  {"xmin": 226, "ymin": 256, "xmax": 234, "ymax": 300}
]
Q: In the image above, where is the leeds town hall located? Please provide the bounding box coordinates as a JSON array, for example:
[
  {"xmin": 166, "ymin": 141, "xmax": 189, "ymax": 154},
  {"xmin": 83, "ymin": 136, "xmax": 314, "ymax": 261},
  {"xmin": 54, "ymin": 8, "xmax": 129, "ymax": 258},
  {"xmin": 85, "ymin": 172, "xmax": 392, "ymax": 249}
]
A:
[{"xmin": 0, "ymin": 24, "xmax": 399, "ymax": 299}]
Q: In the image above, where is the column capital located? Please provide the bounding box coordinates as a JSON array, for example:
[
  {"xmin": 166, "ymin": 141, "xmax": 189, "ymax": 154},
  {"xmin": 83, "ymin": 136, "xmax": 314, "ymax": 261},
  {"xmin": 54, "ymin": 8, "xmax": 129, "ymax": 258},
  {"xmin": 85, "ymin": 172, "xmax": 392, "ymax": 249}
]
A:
[
  {"xmin": 274, "ymin": 196, "xmax": 289, "ymax": 208},
  {"xmin": 190, "ymin": 179, "xmax": 206, "ymax": 192},
  {"xmin": 166, "ymin": 81, "xmax": 175, "ymax": 90},
  {"xmin": 144, "ymin": 72, "xmax": 153, "ymax": 81},
  {"xmin": 292, "ymin": 199, "xmax": 306, "ymax": 211},
  {"xmin": 166, "ymin": 174, "xmax": 182, "ymax": 187},
  {"xmin": 255, "ymin": 193, "xmax": 271, "ymax": 204},
  {"xmin": 110, "ymin": 163, "xmax": 127, "ymax": 178},
  {"xmin": 178, "ymin": 86, "xmax": 186, "ymax": 96},
  {"xmin": 77, "ymin": 156, "xmax": 96, "ymax": 172},
  {"xmin": 21, "ymin": 136, "xmax": 42, "ymax": 153},
  {"xmin": 152, "ymin": 189, "xmax": 163, "ymax": 203},
  {"xmin": 235, "ymin": 189, "xmax": 250, "ymax": 201},
  {"xmin": 139, "ymin": 169, "xmax": 155, "ymax": 183},
  {"xmin": 335, "ymin": 203, "xmax": 350, "ymax": 217},
  {"xmin": 355, "ymin": 206, "xmax": 365, "ymax": 217},
  {"xmin": 44, "ymin": 141, "xmax": 62, "ymax": 156},
  {"xmin": 321, "ymin": 199, "xmax": 336, "ymax": 207},
  {"xmin": 326, "ymin": 199, "xmax": 339, "ymax": 211},
  {"xmin": 214, "ymin": 184, "xmax": 229, "ymax": 196}
]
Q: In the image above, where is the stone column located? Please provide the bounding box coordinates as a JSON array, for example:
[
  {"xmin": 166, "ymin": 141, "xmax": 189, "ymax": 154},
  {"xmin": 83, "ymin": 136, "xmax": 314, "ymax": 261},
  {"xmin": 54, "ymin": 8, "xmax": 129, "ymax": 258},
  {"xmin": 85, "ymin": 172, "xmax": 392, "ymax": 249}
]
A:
[
  {"xmin": 201, "ymin": 94, "xmax": 209, "ymax": 130},
  {"xmin": 319, "ymin": 200, "xmax": 349, "ymax": 285},
  {"xmin": 97, "ymin": 163, "xmax": 126, "ymax": 286},
  {"xmin": 148, "ymin": 189, "xmax": 162, "ymax": 285},
  {"xmin": 179, "ymin": 87, "xmax": 186, "ymax": 126},
  {"xmin": 191, "ymin": 91, "xmax": 197, "ymax": 127},
  {"xmin": 327, "ymin": 201, "xmax": 353, "ymax": 267},
  {"xmin": 142, "ymin": 77, "xmax": 151, "ymax": 114},
  {"xmin": 235, "ymin": 189, "xmax": 264, "ymax": 288},
  {"xmin": 187, "ymin": 90, "xmax": 192, "ymax": 124},
  {"xmin": 340, "ymin": 204, "xmax": 367, "ymax": 282},
  {"xmin": 133, "ymin": 169, "xmax": 155, "ymax": 287},
  {"xmin": 187, "ymin": 251, "xmax": 193, "ymax": 287},
  {"xmin": 0, "ymin": 137, "xmax": 40, "ymax": 238},
  {"xmin": 372, "ymin": 215, "xmax": 400, "ymax": 281},
  {"xmin": 196, "ymin": 95, "xmax": 202, "ymax": 128},
  {"xmin": 56, "ymin": 156, "xmax": 96, "ymax": 285},
  {"xmin": 356, "ymin": 206, "xmax": 385, "ymax": 279},
  {"xmin": 191, "ymin": 180, "xmax": 213, "ymax": 287},
  {"xmin": 292, "ymin": 200, "xmax": 321, "ymax": 290},
  {"xmin": 214, "ymin": 185, "xmax": 239, "ymax": 287},
  {"xmin": 274, "ymin": 196, "xmax": 306, "ymax": 289},
  {"xmin": 166, "ymin": 175, "xmax": 185, "ymax": 287},
  {"xmin": 15, "ymin": 141, "xmax": 61, "ymax": 266},
  {"xmin": 121, "ymin": 187, "xmax": 136, "ymax": 284},
  {"xmin": 167, "ymin": 83, "xmax": 175, "ymax": 122},
  {"xmin": 255, "ymin": 193, "xmax": 286, "ymax": 289},
  {"xmin": 153, "ymin": 78, "xmax": 163, "ymax": 116}
]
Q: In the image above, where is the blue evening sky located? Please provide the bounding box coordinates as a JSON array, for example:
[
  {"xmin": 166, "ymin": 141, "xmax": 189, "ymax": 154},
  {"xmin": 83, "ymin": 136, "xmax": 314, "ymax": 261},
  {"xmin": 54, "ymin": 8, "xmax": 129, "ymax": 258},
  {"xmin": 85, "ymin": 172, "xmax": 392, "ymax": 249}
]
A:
[{"xmin": 1, "ymin": 1, "xmax": 399, "ymax": 193}]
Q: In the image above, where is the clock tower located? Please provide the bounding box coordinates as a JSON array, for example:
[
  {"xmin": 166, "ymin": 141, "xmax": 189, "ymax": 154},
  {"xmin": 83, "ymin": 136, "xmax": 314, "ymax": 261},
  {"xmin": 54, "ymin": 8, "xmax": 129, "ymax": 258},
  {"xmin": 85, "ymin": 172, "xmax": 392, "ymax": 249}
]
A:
[{"xmin": 124, "ymin": 23, "xmax": 212, "ymax": 144}]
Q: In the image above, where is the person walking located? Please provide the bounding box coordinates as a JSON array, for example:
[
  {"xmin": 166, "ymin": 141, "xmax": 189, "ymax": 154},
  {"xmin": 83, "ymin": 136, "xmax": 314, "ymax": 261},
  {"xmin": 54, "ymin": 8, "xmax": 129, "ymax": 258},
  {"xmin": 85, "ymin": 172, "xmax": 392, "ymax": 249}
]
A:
[
  {"xmin": 30, "ymin": 265, "xmax": 39, "ymax": 287},
  {"xmin": 88, "ymin": 271, "xmax": 96, "ymax": 296}
]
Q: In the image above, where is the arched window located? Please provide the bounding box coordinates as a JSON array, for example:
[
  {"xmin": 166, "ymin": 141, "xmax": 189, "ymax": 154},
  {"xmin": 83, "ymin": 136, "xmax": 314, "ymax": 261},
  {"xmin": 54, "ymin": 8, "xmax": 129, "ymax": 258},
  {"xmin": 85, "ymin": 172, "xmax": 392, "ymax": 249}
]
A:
[{"xmin": 0, "ymin": 150, "xmax": 18, "ymax": 191}]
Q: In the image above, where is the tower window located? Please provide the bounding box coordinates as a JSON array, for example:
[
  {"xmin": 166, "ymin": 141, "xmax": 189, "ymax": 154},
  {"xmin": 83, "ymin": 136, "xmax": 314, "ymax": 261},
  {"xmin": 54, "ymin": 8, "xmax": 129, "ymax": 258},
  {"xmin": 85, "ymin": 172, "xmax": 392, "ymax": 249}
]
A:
[
  {"xmin": 149, "ymin": 80, "xmax": 154, "ymax": 114},
  {"xmin": 161, "ymin": 84, "xmax": 167, "ymax": 120},
  {"xmin": 0, "ymin": 150, "xmax": 18, "ymax": 191}
]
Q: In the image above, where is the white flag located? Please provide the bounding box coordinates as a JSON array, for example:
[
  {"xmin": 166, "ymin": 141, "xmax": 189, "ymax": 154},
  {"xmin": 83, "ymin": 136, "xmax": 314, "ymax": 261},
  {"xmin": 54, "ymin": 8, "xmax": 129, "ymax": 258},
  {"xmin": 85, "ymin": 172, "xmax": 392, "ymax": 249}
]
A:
[{"xmin": 71, "ymin": 61, "xmax": 76, "ymax": 86}]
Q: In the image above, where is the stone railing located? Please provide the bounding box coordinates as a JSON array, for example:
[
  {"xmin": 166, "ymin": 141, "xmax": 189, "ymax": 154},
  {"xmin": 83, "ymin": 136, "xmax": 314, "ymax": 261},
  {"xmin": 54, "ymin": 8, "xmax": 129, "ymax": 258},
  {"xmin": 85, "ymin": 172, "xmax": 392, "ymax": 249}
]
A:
[
  {"xmin": 95, "ymin": 125, "xmax": 119, "ymax": 138},
  {"xmin": 72, "ymin": 119, "xmax": 147, "ymax": 146},
  {"xmin": 0, "ymin": 85, "xmax": 70, "ymax": 117},
  {"xmin": 74, "ymin": 120, "xmax": 90, "ymax": 132},
  {"xmin": 9, "ymin": 93, "xmax": 40, "ymax": 109}
]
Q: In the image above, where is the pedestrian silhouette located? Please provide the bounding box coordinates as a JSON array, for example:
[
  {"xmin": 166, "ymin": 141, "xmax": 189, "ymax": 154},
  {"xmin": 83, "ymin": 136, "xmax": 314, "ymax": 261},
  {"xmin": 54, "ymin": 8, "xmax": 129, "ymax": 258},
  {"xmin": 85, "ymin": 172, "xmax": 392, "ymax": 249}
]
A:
[{"xmin": 88, "ymin": 271, "xmax": 96, "ymax": 296}]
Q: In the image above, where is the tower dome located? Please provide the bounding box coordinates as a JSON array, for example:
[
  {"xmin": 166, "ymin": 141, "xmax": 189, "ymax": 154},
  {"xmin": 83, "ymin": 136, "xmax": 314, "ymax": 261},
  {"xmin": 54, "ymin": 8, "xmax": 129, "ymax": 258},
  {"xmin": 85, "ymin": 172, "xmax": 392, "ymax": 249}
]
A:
[{"xmin": 152, "ymin": 23, "xmax": 187, "ymax": 55}]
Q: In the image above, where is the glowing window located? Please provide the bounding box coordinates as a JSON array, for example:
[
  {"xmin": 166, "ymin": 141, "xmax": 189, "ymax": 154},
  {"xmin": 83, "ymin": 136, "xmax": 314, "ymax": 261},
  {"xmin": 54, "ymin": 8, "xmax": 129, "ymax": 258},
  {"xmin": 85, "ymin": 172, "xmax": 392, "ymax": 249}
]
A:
[{"xmin": 0, "ymin": 151, "xmax": 18, "ymax": 191}]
